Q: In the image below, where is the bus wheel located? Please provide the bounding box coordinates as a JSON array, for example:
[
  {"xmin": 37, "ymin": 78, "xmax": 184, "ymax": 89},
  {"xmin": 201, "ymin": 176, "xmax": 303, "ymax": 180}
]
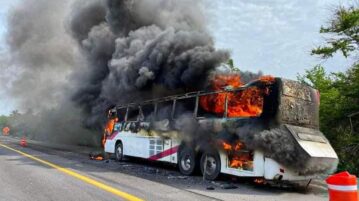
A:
[
  {"xmin": 115, "ymin": 142, "xmax": 123, "ymax": 162},
  {"xmin": 178, "ymin": 147, "xmax": 196, "ymax": 175},
  {"xmin": 200, "ymin": 152, "xmax": 221, "ymax": 180}
]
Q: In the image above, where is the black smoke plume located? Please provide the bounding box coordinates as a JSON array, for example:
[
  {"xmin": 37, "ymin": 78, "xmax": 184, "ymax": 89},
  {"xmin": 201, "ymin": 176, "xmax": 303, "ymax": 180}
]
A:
[
  {"xmin": 235, "ymin": 125, "xmax": 337, "ymax": 175},
  {"xmin": 3, "ymin": 0, "xmax": 229, "ymax": 144},
  {"xmin": 70, "ymin": 0, "xmax": 229, "ymax": 127}
]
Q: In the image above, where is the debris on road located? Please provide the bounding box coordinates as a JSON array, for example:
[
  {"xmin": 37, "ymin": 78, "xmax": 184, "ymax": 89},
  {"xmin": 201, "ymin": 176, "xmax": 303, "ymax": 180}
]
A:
[
  {"xmin": 211, "ymin": 181, "xmax": 238, "ymax": 190},
  {"xmin": 144, "ymin": 167, "xmax": 160, "ymax": 174},
  {"xmin": 167, "ymin": 175, "xmax": 188, "ymax": 180},
  {"xmin": 89, "ymin": 152, "xmax": 104, "ymax": 161},
  {"xmin": 221, "ymin": 183, "xmax": 238, "ymax": 190}
]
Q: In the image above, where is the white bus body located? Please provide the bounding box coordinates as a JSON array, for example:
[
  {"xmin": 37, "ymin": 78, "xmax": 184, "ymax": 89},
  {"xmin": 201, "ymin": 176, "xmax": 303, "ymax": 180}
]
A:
[
  {"xmin": 104, "ymin": 123, "xmax": 337, "ymax": 181},
  {"xmin": 104, "ymin": 78, "xmax": 338, "ymax": 181}
]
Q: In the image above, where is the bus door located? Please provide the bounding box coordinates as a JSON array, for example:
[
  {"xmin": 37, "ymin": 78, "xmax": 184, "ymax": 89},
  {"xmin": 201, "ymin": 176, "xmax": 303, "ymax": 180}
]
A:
[{"xmin": 121, "ymin": 106, "xmax": 149, "ymax": 158}]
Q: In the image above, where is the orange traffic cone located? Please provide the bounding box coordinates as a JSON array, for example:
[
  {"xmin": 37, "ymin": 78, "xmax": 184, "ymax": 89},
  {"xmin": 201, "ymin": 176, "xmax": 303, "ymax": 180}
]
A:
[
  {"xmin": 326, "ymin": 171, "xmax": 358, "ymax": 201},
  {"xmin": 2, "ymin": 127, "xmax": 10, "ymax": 136},
  {"xmin": 20, "ymin": 137, "xmax": 27, "ymax": 147}
]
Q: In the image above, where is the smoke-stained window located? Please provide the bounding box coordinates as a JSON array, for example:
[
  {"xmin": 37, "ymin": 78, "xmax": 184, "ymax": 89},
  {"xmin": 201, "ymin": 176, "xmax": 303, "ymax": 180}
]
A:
[
  {"xmin": 173, "ymin": 98, "xmax": 196, "ymax": 119},
  {"xmin": 156, "ymin": 101, "xmax": 174, "ymax": 121},
  {"xmin": 141, "ymin": 104, "xmax": 155, "ymax": 122},
  {"xmin": 127, "ymin": 107, "xmax": 139, "ymax": 122},
  {"xmin": 117, "ymin": 108, "xmax": 127, "ymax": 122}
]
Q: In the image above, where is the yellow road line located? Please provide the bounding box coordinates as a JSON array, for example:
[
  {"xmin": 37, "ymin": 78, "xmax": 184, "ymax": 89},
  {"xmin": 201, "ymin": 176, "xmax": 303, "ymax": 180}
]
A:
[{"xmin": 0, "ymin": 142, "xmax": 144, "ymax": 201}]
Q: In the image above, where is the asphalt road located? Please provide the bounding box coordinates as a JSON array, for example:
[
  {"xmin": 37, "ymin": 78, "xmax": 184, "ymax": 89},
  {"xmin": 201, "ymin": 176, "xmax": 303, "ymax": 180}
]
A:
[{"xmin": 0, "ymin": 136, "xmax": 329, "ymax": 201}]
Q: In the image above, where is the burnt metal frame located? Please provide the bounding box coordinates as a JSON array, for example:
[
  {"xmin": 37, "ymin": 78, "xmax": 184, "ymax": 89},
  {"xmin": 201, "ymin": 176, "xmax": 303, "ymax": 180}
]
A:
[{"xmin": 116, "ymin": 80, "xmax": 260, "ymax": 122}]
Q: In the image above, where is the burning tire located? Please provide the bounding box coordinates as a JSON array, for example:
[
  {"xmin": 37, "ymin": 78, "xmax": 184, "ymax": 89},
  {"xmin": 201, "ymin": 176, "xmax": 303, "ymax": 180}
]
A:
[
  {"xmin": 115, "ymin": 142, "xmax": 123, "ymax": 161},
  {"xmin": 178, "ymin": 147, "xmax": 196, "ymax": 175},
  {"xmin": 200, "ymin": 151, "xmax": 221, "ymax": 180}
]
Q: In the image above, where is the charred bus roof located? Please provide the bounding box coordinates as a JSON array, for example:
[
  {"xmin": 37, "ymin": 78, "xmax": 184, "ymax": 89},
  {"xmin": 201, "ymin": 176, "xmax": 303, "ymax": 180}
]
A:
[
  {"xmin": 113, "ymin": 77, "xmax": 320, "ymax": 129},
  {"xmin": 115, "ymin": 78, "xmax": 272, "ymax": 109}
]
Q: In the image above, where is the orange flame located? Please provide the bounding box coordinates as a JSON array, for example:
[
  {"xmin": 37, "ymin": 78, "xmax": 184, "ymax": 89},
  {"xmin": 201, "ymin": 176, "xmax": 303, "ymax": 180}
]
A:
[
  {"xmin": 200, "ymin": 74, "xmax": 274, "ymax": 117},
  {"xmin": 90, "ymin": 154, "xmax": 104, "ymax": 161},
  {"xmin": 101, "ymin": 133, "xmax": 106, "ymax": 148},
  {"xmin": 230, "ymin": 159, "xmax": 243, "ymax": 168},
  {"xmin": 94, "ymin": 156, "xmax": 104, "ymax": 161},
  {"xmin": 234, "ymin": 141, "xmax": 244, "ymax": 151},
  {"xmin": 222, "ymin": 141, "xmax": 232, "ymax": 151},
  {"xmin": 102, "ymin": 117, "xmax": 118, "ymax": 148},
  {"xmin": 259, "ymin": 75, "xmax": 275, "ymax": 83},
  {"xmin": 229, "ymin": 154, "xmax": 252, "ymax": 168},
  {"xmin": 220, "ymin": 140, "xmax": 244, "ymax": 152},
  {"xmin": 220, "ymin": 140, "xmax": 253, "ymax": 169},
  {"xmin": 254, "ymin": 178, "xmax": 266, "ymax": 185}
]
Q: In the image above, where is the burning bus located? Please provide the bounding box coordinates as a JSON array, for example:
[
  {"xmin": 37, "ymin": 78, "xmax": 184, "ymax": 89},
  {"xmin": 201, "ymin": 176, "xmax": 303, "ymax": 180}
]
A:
[{"xmin": 104, "ymin": 76, "xmax": 338, "ymax": 182}]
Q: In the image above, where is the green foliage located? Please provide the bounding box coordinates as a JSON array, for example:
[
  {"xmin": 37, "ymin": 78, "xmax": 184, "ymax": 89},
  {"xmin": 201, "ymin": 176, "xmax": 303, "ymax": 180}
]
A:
[
  {"xmin": 337, "ymin": 129, "xmax": 359, "ymax": 173},
  {"xmin": 299, "ymin": 65, "xmax": 359, "ymax": 175},
  {"xmin": 312, "ymin": 6, "xmax": 359, "ymax": 58},
  {"xmin": 305, "ymin": 4, "xmax": 359, "ymax": 176},
  {"xmin": 0, "ymin": 111, "xmax": 23, "ymax": 137},
  {"xmin": 227, "ymin": 59, "xmax": 240, "ymax": 72},
  {"xmin": 0, "ymin": 115, "xmax": 9, "ymax": 128}
]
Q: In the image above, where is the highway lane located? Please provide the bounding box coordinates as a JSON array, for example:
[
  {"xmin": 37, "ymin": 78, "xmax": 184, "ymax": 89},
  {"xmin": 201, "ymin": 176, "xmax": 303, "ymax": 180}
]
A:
[
  {"xmin": 0, "ymin": 136, "xmax": 330, "ymax": 201},
  {"xmin": 0, "ymin": 137, "xmax": 217, "ymax": 201}
]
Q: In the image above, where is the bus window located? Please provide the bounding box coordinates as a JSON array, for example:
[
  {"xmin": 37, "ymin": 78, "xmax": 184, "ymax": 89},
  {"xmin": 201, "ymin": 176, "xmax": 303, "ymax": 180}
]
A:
[
  {"xmin": 141, "ymin": 104, "xmax": 155, "ymax": 121},
  {"xmin": 227, "ymin": 87, "xmax": 264, "ymax": 118},
  {"xmin": 174, "ymin": 97, "xmax": 196, "ymax": 119},
  {"xmin": 197, "ymin": 92, "xmax": 226, "ymax": 118},
  {"xmin": 117, "ymin": 108, "xmax": 127, "ymax": 122},
  {"xmin": 127, "ymin": 107, "xmax": 140, "ymax": 122},
  {"xmin": 156, "ymin": 101, "xmax": 173, "ymax": 121}
]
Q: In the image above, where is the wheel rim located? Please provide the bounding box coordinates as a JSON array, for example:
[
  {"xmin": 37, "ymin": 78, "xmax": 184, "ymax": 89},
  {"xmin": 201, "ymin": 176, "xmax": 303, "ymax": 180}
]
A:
[
  {"xmin": 181, "ymin": 154, "xmax": 192, "ymax": 171},
  {"xmin": 204, "ymin": 155, "xmax": 217, "ymax": 175},
  {"xmin": 116, "ymin": 146, "xmax": 122, "ymax": 159}
]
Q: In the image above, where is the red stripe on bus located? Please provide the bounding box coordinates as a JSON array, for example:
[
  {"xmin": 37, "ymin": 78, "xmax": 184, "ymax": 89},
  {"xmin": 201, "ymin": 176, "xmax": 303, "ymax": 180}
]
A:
[
  {"xmin": 148, "ymin": 146, "xmax": 179, "ymax": 161},
  {"xmin": 107, "ymin": 131, "xmax": 119, "ymax": 140}
]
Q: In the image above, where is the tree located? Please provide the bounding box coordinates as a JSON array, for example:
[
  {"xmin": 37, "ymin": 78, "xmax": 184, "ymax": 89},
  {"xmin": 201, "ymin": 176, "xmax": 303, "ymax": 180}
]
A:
[
  {"xmin": 302, "ymin": 5, "xmax": 359, "ymax": 175},
  {"xmin": 298, "ymin": 66, "xmax": 343, "ymax": 134},
  {"xmin": 311, "ymin": 6, "xmax": 359, "ymax": 59},
  {"xmin": 0, "ymin": 115, "xmax": 9, "ymax": 128},
  {"xmin": 227, "ymin": 59, "xmax": 240, "ymax": 72},
  {"xmin": 299, "ymin": 65, "xmax": 359, "ymax": 175}
]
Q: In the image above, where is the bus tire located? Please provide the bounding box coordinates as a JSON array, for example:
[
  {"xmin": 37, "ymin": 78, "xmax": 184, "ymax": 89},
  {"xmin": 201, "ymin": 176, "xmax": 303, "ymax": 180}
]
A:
[
  {"xmin": 200, "ymin": 151, "xmax": 221, "ymax": 180},
  {"xmin": 178, "ymin": 147, "xmax": 196, "ymax": 175},
  {"xmin": 115, "ymin": 142, "xmax": 123, "ymax": 162}
]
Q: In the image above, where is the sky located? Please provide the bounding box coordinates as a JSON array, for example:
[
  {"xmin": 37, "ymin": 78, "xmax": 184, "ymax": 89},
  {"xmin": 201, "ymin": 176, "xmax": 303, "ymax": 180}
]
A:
[
  {"xmin": 0, "ymin": 0, "xmax": 353, "ymax": 115},
  {"xmin": 204, "ymin": 0, "xmax": 353, "ymax": 77},
  {"xmin": 0, "ymin": 0, "xmax": 18, "ymax": 115}
]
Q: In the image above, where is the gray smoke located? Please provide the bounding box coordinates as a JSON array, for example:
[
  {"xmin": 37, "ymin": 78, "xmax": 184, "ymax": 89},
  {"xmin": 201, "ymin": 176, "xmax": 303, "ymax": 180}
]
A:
[
  {"xmin": 6, "ymin": 0, "xmax": 76, "ymax": 110},
  {"xmin": 70, "ymin": 0, "xmax": 229, "ymax": 127},
  {"xmin": 236, "ymin": 124, "xmax": 337, "ymax": 175},
  {"xmin": 239, "ymin": 70, "xmax": 263, "ymax": 84},
  {"xmin": 3, "ymin": 0, "xmax": 229, "ymax": 144},
  {"xmin": 3, "ymin": 0, "xmax": 99, "ymax": 145}
]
